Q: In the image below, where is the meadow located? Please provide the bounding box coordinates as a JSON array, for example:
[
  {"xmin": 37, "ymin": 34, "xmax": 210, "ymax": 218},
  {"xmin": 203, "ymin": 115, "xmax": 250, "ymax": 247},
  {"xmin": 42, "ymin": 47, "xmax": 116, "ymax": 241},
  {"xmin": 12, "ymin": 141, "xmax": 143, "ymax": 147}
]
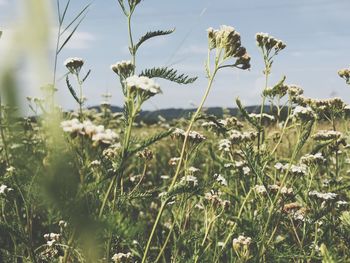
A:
[{"xmin": 1, "ymin": 0, "xmax": 350, "ymax": 262}]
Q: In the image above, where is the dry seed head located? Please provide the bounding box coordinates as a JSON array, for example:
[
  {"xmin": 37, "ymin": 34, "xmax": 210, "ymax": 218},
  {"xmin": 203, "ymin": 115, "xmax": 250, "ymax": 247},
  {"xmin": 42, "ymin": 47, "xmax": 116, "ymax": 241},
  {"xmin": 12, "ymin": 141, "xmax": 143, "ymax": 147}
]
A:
[
  {"xmin": 64, "ymin": 57, "xmax": 84, "ymax": 74},
  {"xmin": 111, "ymin": 60, "xmax": 135, "ymax": 78},
  {"xmin": 256, "ymin": 32, "xmax": 286, "ymax": 53},
  {"xmin": 338, "ymin": 67, "xmax": 350, "ymax": 84},
  {"xmin": 312, "ymin": 130, "xmax": 342, "ymax": 141}
]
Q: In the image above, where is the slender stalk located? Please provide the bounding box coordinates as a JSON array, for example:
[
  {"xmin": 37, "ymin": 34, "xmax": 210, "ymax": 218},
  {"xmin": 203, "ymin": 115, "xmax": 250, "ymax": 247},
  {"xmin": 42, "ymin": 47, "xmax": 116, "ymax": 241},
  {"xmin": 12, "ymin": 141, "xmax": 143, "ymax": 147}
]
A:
[{"xmin": 142, "ymin": 65, "xmax": 219, "ymax": 263}]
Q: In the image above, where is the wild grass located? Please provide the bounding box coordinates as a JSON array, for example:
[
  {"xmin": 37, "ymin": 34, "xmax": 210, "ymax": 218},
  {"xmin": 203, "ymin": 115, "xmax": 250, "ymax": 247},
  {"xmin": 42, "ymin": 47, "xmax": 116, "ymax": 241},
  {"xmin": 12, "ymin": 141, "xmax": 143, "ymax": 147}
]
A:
[{"xmin": 1, "ymin": 1, "xmax": 350, "ymax": 262}]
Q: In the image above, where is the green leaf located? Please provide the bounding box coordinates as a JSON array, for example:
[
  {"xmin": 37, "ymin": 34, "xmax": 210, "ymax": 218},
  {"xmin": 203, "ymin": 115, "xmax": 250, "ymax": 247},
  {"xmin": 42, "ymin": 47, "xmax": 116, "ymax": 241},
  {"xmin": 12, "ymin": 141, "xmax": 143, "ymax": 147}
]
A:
[
  {"xmin": 140, "ymin": 67, "xmax": 197, "ymax": 85},
  {"xmin": 66, "ymin": 75, "xmax": 80, "ymax": 104},
  {"xmin": 82, "ymin": 69, "xmax": 91, "ymax": 83},
  {"xmin": 58, "ymin": 15, "xmax": 86, "ymax": 54},
  {"xmin": 60, "ymin": 0, "xmax": 72, "ymax": 25},
  {"xmin": 134, "ymin": 29, "xmax": 175, "ymax": 53},
  {"xmin": 128, "ymin": 128, "xmax": 174, "ymax": 157},
  {"xmin": 60, "ymin": 2, "xmax": 91, "ymax": 36}
]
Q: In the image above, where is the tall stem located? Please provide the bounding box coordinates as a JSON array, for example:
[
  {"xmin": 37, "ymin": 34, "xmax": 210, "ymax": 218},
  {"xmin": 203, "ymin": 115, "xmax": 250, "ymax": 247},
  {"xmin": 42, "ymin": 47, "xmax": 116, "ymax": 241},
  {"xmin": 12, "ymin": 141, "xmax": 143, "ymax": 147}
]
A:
[{"xmin": 141, "ymin": 66, "xmax": 219, "ymax": 263}]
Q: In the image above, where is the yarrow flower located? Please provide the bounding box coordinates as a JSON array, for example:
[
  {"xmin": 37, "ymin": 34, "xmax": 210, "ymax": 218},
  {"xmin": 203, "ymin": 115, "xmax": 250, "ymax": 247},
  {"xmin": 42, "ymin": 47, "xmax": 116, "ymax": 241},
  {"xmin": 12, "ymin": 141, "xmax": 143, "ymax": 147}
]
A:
[
  {"xmin": 312, "ymin": 130, "xmax": 342, "ymax": 141},
  {"xmin": 61, "ymin": 119, "xmax": 118, "ymax": 145},
  {"xmin": 111, "ymin": 252, "xmax": 132, "ymax": 263},
  {"xmin": 180, "ymin": 175, "xmax": 198, "ymax": 187},
  {"xmin": 338, "ymin": 67, "xmax": 350, "ymax": 84},
  {"xmin": 232, "ymin": 235, "xmax": 252, "ymax": 248},
  {"xmin": 171, "ymin": 128, "xmax": 206, "ymax": 144},
  {"xmin": 204, "ymin": 190, "xmax": 230, "ymax": 209},
  {"xmin": 218, "ymin": 139, "xmax": 231, "ymax": 152},
  {"xmin": 64, "ymin": 57, "xmax": 84, "ymax": 75},
  {"xmin": 256, "ymin": 32, "xmax": 286, "ymax": 54},
  {"xmin": 309, "ymin": 190, "xmax": 338, "ymax": 201},
  {"xmin": 229, "ymin": 130, "xmax": 257, "ymax": 144},
  {"xmin": 0, "ymin": 184, "xmax": 13, "ymax": 196},
  {"xmin": 125, "ymin": 75, "xmax": 161, "ymax": 97},
  {"xmin": 44, "ymin": 233, "xmax": 61, "ymax": 247},
  {"xmin": 300, "ymin": 153, "xmax": 326, "ymax": 165},
  {"xmin": 111, "ymin": 60, "xmax": 135, "ymax": 78},
  {"xmin": 248, "ymin": 113, "xmax": 275, "ymax": 123},
  {"xmin": 207, "ymin": 25, "xmax": 250, "ymax": 69},
  {"xmin": 292, "ymin": 106, "xmax": 315, "ymax": 121}
]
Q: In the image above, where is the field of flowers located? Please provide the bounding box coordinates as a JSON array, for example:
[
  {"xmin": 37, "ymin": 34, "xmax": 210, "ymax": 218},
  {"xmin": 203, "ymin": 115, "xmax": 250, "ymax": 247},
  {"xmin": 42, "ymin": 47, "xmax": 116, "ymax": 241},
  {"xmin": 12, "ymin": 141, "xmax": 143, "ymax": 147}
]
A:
[{"xmin": 1, "ymin": 0, "xmax": 350, "ymax": 262}]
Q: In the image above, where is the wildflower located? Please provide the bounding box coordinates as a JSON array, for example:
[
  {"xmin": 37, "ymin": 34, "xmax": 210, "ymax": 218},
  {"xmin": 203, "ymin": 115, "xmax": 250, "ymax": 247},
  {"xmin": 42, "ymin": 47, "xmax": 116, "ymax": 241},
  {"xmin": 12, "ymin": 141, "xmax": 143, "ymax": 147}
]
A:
[
  {"xmin": 136, "ymin": 148, "xmax": 154, "ymax": 161},
  {"xmin": 172, "ymin": 128, "xmax": 206, "ymax": 144},
  {"xmin": 0, "ymin": 184, "xmax": 13, "ymax": 196},
  {"xmin": 91, "ymin": 129, "xmax": 118, "ymax": 145},
  {"xmin": 64, "ymin": 57, "xmax": 84, "ymax": 75},
  {"xmin": 268, "ymin": 184, "xmax": 294, "ymax": 196},
  {"xmin": 58, "ymin": 220, "xmax": 67, "ymax": 228},
  {"xmin": 256, "ymin": 32, "xmax": 286, "ymax": 54},
  {"xmin": 309, "ymin": 190, "xmax": 338, "ymax": 201},
  {"xmin": 292, "ymin": 106, "xmax": 315, "ymax": 121},
  {"xmin": 254, "ymin": 185, "xmax": 267, "ymax": 194},
  {"xmin": 111, "ymin": 60, "xmax": 135, "ymax": 78},
  {"xmin": 229, "ymin": 130, "xmax": 257, "ymax": 144},
  {"xmin": 338, "ymin": 67, "xmax": 350, "ymax": 84},
  {"xmin": 214, "ymin": 174, "xmax": 228, "ymax": 186},
  {"xmin": 248, "ymin": 113, "xmax": 275, "ymax": 123},
  {"xmin": 218, "ymin": 139, "xmax": 231, "ymax": 152},
  {"xmin": 300, "ymin": 153, "xmax": 326, "ymax": 165},
  {"xmin": 60, "ymin": 118, "xmax": 83, "ymax": 133},
  {"xmin": 111, "ymin": 252, "xmax": 132, "ymax": 263},
  {"xmin": 204, "ymin": 190, "xmax": 229, "ymax": 208},
  {"xmin": 242, "ymin": 166, "xmax": 251, "ymax": 175},
  {"xmin": 287, "ymin": 85, "xmax": 303, "ymax": 98},
  {"xmin": 188, "ymin": 166, "xmax": 200, "ymax": 174},
  {"xmin": 232, "ymin": 235, "xmax": 252, "ymax": 248},
  {"xmin": 207, "ymin": 25, "xmax": 251, "ymax": 69},
  {"xmin": 312, "ymin": 130, "xmax": 342, "ymax": 141},
  {"xmin": 180, "ymin": 175, "xmax": 198, "ymax": 187},
  {"xmin": 169, "ymin": 157, "xmax": 181, "ymax": 166},
  {"xmin": 125, "ymin": 75, "xmax": 161, "ymax": 97}
]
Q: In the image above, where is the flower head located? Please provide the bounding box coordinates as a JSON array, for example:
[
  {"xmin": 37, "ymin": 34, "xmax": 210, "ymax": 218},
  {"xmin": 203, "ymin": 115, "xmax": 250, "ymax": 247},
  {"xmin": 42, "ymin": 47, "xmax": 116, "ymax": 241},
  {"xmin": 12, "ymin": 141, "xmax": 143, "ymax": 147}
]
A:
[
  {"xmin": 64, "ymin": 57, "xmax": 84, "ymax": 75},
  {"xmin": 111, "ymin": 60, "xmax": 135, "ymax": 78},
  {"xmin": 125, "ymin": 75, "xmax": 161, "ymax": 97}
]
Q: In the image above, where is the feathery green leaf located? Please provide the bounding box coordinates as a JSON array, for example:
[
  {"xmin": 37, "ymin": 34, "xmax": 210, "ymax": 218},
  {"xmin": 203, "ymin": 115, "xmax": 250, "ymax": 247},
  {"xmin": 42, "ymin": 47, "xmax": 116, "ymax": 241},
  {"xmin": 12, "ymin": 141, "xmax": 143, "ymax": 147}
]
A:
[{"xmin": 140, "ymin": 67, "xmax": 197, "ymax": 85}]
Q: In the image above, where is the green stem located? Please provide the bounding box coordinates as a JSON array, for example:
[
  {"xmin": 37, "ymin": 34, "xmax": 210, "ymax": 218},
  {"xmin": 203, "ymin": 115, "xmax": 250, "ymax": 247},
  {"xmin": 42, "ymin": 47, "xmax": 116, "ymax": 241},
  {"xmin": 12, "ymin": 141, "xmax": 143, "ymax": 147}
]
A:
[{"xmin": 142, "ymin": 66, "xmax": 219, "ymax": 263}]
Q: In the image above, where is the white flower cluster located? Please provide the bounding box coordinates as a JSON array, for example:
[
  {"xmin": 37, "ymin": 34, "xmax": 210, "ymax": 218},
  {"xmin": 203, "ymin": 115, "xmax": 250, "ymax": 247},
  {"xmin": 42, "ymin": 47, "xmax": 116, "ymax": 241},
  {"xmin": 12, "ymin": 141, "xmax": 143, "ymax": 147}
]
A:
[
  {"xmin": 232, "ymin": 235, "xmax": 252, "ymax": 248},
  {"xmin": 204, "ymin": 190, "xmax": 230, "ymax": 208},
  {"xmin": 254, "ymin": 184, "xmax": 293, "ymax": 196},
  {"xmin": 180, "ymin": 175, "xmax": 198, "ymax": 187},
  {"xmin": 172, "ymin": 128, "xmax": 206, "ymax": 143},
  {"xmin": 300, "ymin": 153, "xmax": 326, "ymax": 165},
  {"xmin": 61, "ymin": 119, "xmax": 118, "ymax": 145},
  {"xmin": 214, "ymin": 174, "xmax": 227, "ymax": 186},
  {"xmin": 292, "ymin": 106, "xmax": 315, "ymax": 121},
  {"xmin": 218, "ymin": 139, "xmax": 231, "ymax": 152},
  {"xmin": 283, "ymin": 203, "xmax": 307, "ymax": 222},
  {"xmin": 0, "ymin": 184, "xmax": 13, "ymax": 196},
  {"xmin": 125, "ymin": 75, "xmax": 161, "ymax": 96},
  {"xmin": 248, "ymin": 113, "xmax": 275, "ymax": 122},
  {"xmin": 312, "ymin": 130, "xmax": 342, "ymax": 141},
  {"xmin": 256, "ymin": 32, "xmax": 286, "ymax": 53},
  {"xmin": 233, "ymin": 161, "xmax": 251, "ymax": 175},
  {"xmin": 207, "ymin": 25, "xmax": 250, "ymax": 69},
  {"xmin": 229, "ymin": 130, "xmax": 257, "ymax": 144},
  {"xmin": 168, "ymin": 157, "xmax": 181, "ymax": 166},
  {"xmin": 274, "ymin": 163, "xmax": 307, "ymax": 176},
  {"xmin": 64, "ymin": 57, "xmax": 84, "ymax": 74},
  {"xmin": 111, "ymin": 60, "xmax": 134, "ymax": 78},
  {"xmin": 44, "ymin": 233, "xmax": 61, "ymax": 247},
  {"xmin": 111, "ymin": 252, "xmax": 132, "ymax": 263},
  {"xmin": 309, "ymin": 191, "xmax": 338, "ymax": 201}
]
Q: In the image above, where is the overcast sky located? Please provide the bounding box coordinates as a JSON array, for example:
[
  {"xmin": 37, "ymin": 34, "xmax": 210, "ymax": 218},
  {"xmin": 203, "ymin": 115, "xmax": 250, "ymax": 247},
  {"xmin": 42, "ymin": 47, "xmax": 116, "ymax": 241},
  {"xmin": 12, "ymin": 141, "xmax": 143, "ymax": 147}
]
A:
[{"xmin": 1, "ymin": 0, "xmax": 350, "ymax": 111}]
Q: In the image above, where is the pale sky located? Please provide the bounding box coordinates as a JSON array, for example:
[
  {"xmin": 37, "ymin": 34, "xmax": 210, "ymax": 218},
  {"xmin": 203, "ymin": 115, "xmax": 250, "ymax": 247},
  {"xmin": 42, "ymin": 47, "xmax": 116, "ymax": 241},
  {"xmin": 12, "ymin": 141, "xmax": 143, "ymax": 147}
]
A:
[{"xmin": 1, "ymin": 0, "xmax": 350, "ymax": 111}]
